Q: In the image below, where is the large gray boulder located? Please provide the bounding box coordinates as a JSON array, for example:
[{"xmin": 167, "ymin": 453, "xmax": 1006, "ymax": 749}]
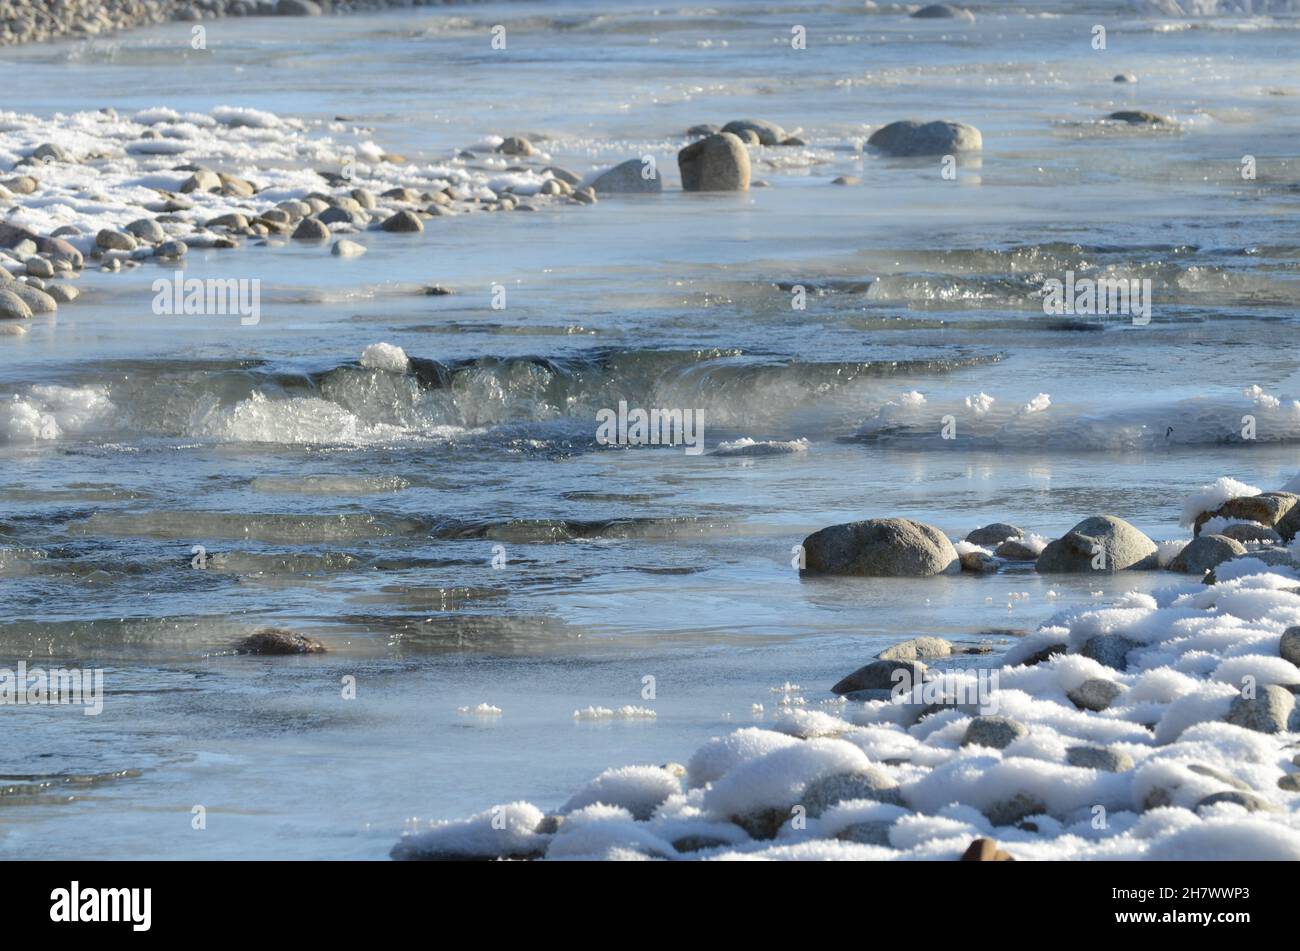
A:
[
  {"xmin": 677, "ymin": 133, "xmax": 750, "ymax": 191},
  {"xmin": 1194, "ymin": 491, "xmax": 1299, "ymax": 537},
  {"xmin": 867, "ymin": 120, "xmax": 982, "ymax": 157},
  {"xmin": 1169, "ymin": 534, "xmax": 1247, "ymax": 575},
  {"xmin": 1036, "ymin": 516, "xmax": 1158, "ymax": 573},
  {"xmin": 0, "ymin": 288, "xmax": 32, "ymax": 320},
  {"xmin": 966, "ymin": 523, "xmax": 1022, "ymax": 546},
  {"xmin": 589, "ymin": 158, "xmax": 662, "ymax": 194},
  {"xmin": 801, "ymin": 517, "xmax": 959, "ymax": 577}
]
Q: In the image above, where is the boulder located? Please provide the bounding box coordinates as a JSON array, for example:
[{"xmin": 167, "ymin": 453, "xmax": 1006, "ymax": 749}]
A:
[
  {"xmin": 877, "ymin": 636, "xmax": 952, "ymax": 662},
  {"xmin": 96, "ymin": 229, "xmax": 137, "ymax": 251},
  {"xmin": 1219, "ymin": 523, "xmax": 1280, "ymax": 545},
  {"xmin": 1281, "ymin": 627, "xmax": 1300, "ymax": 668},
  {"xmin": 800, "ymin": 517, "xmax": 960, "ymax": 576},
  {"xmin": 331, "ymin": 239, "xmax": 366, "ymax": 258},
  {"xmin": 831, "ymin": 659, "xmax": 926, "ymax": 696},
  {"xmin": 1067, "ymin": 678, "xmax": 1123, "ymax": 712},
  {"xmin": 720, "ymin": 119, "xmax": 787, "ymax": 146},
  {"xmin": 966, "ymin": 523, "xmax": 1023, "ymax": 546},
  {"xmin": 677, "ymin": 133, "xmax": 751, "ymax": 191},
  {"xmin": 960, "ymin": 550, "xmax": 998, "ymax": 573},
  {"xmin": 962, "ymin": 715, "xmax": 1028, "ymax": 750},
  {"xmin": 236, "ymin": 628, "xmax": 326, "ymax": 655},
  {"xmin": 0, "ymin": 288, "xmax": 32, "ymax": 320},
  {"xmin": 1066, "ymin": 746, "xmax": 1134, "ymax": 772},
  {"xmin": 1195, "ymin": 491, "xmax": 1299, "ymax": 536},
  {"xmin": 1081, "ymin": 634, "xmax": 1141, "ymax": 672},
  {"xmin": 589, "ymin": 158, "xmax": 662, "ymax": 194},
  {"xmin": 1168, "ymin": 534, "xmax": 1247, "ymax": 575},
  {"xmin": 381, "ymin": 210, "xmax": 424, "ymax": 233},
  {"xmin": 1036, "ymin": 515, "xmax": 1158, "ymax": 572},
  {"xmin": 1225, "ymin": 684, "xmax": 1295, "ymax": 734},
  {"xmin": 912, "ymin": 4, "xmax": 975, "ymax": 20},
  {"xmin": 867, "ymin": 120, "xmax": 982, "ymax": 157},
  {"xmin": 497, "ymin": 136, "xmax": 536, "ymax": 157},
  {"xmin": 276, "ymin": 0, "xmax": 322, "ymax": 14},
  {"xmin": 291, "ymin": 217, "xmax": 330, "ymax": 241},
  {"xmin": 125, "ymin": 218, "xmax": 166, "ymax": 243},
  {"xmin": 801, "ymin": 769, "xmax": 903, "ymax": 817},
  {"xmin": 995, "ymin": 537, "xmax": 1040, "ymax": 560}
]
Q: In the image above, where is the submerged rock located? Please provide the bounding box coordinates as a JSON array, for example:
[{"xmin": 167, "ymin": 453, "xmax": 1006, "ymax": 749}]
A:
[
  {"xmin": 236, "ymin": 628, "xmax": 327, "ymax": 655},
  {"xmin": 867, "ymin": 120, "xmax": 982, "ymax": 157},
  {"xmin": 1108, "ymin": 110, "xmax": 1172, "ymax": 125},
  {"xmin": 1036, "ymin": 515, "xmax": 1158, "ymax": 573},
  {"xmin": 800, "ymin": 517, "xmax": 960, "ymax": 576}
]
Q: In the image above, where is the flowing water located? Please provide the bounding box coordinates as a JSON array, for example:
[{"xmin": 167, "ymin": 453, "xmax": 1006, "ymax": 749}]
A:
[{"xmin": 3, "ymin": 0, "xmax": 1300, "ymax": 857}]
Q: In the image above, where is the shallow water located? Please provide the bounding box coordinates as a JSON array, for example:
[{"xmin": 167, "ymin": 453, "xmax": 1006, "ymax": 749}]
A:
[{"xmin": 4, "ymin": 0, "xmax": 1300, "ymax": 858}]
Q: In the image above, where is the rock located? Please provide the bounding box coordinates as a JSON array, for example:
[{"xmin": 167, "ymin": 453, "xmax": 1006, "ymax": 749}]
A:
[
  {"xmin": 1067, "ymin": 678, "xmax": 1123, "ymax": 712},
  {"xmin": 1225, "ymin": 684, "xmax": 1295, "ymax": 734},
  {"xmin": 208, "ymin": 213, "xmax": 250, "ymax": 230},
  {"xmin": 1036, "ymin": 515, "xmax": 1158, "ymax": 573},
  {"xmin": 1196, "ymin": 492, "xmax": 1299, "ymax": 537},
  {"xmin": 2, "ymin": 176, "xmax": 38, "ymax": 195},
  {"xmin": 677, "ymin": 133, "xmax": 751, "ymax": 192},
  {"xmin": 800, "ymin": 517, "xmax": 960, "ymax": 576},
  {"xmin": 156, "ymin": 240, "xmax": 187, "ymax": 259},
  {"xmin": 0, "ymin": 289, "xmax": 32, "ymax": 320},
  {"xmin": 236, "ymin": 628, "xmax": 326, "ymax": 655},
  {"xmin": 497, "ymin": 136, "xmax": 535, "ymax": 157},
  {"xmin": 1169, "ymin": 534, "xmax": 1247, "ymax": 575},
  {"xmin": 831, "ymin": 176, "xmax": 861, "ymax": 186},
  {"xmin": 180, "ymin": 169, "xmax": 222, "ymax": 193},
  {"xmin": 801, "ymin": 769, "xmax": 902, "ymax": 817},
  {"xmin": 291, "ymin": 217, "xmax": 330, "ymax": 241},
  {"xmin": 995, "ymin": 538, "xmax": 1039, "ymax": 560},
  {"xmin": 125, "ymin": 218, "xmax": 166, "ymax": 243},
  {"xmin": 731, "ymin": 129, "xmax": 760, "ymax": 146},
  {"xmin": 331, "ymin": 239, "xmax": 366, "ymax": 258},
  {"xmin": 351, "ymin": 188, "xmax": 377, "ymax": 210},
  {"xmin": 960, "ymin": 550, "xmax": 998, "ymax": 573},
  {"xmin": 912, "ymin": 4, "xmax": 975, "ymax": 20},
  {"xmin": 317, "ymin": 206, "xmax": 369, "ymax": 227},
  {"xmin": 781, "ymin": 136, "xmax": 806, "ymax": 147},
  {"xmin": 6, "ymin": 283, "xmax": 56, "ymax": 314},
  {"xmin": 571, "ymin": 187, "xmax": 597, "ymax": 205},
  {"xmin": 1186, "ymin": 764, "xmax": 1251, "ymax": 791},
  {"xmin": 831, "ymin": 659, "xmax": 926, "ymax": 696},
  {"xmin": 1081, "ymin": 634, "xmax": 1141, "ymax": 672},
  {"xmin": 1114, "ymin": 72, "xmax": 1137, "ymax": 83},
  {"xmin": 1278, "ymin": 774, "xmax": 1300, "ymax": 792},
  {"xmin": 1281, "ymin": 627, "xmax": 1300, "ymax": 668},
  {"xmin": 1066, "ymin": 746, "xmax": 1134, "ymax": 772},
  {"xmin": 686, "ymin": 124, "xmax": 720, "ymax": 138},
  {"xmin": 867, "ymin": 120, "xmax": 982, "ymax": 157},
  {"xmin": 1021, "ymin": 643, "xmax": 1067, "ymax": 666},
  {"xmin": 275, "ymin": 0, "xmax": 322, "ymax": 14},
  {"xmin": 984, "ymin": 793, "xmax": 1044, "ymax": 828},
  {"xmin": 1219, "ymin": 523, "xmax": 1280, "ymax": 544},
  {"xmin": 381, "ymin": 210, "xmax": 424, "ymax": 233},
  {"xmin": 960, "ymin": 838, "xmax": 1014, "ymax": 861},
  {"xmin": 966, "ymin": 523, "xmax": 1023, "ymax": 547},
  {"xmin": 219, "ymin": 173, "xmax": 257, "ymax": 197},
  {"xmin": 837, "ymin": 821, "xmax": 894, "ymax": 846},
  {"xmin": 1196, "ymin": 791, "xmax": 1276, "ymax": 813},
  {"xmin": 962, "ymin": 715, "xmax": 1028, "ymax": 750},
  {"xmin": 25, "ymin": 257, "xmax": 54, "ymax": 279},
  {"xmin": 96, "ymin": 229, "xmax": 137, "ymax": 252},
  {"xmin": 672, "ymin": 834, "xmax": 734, "ymax": 853},
  {"xmin": 877, "ymin": 636, "xmax": 952, "ymax": 662},
  {"xmin": 1108, "ymin": 110, "xmax": 1171, "ymax": 125},
  {"xmin": 589, "ymin": 158, "xmax": 662, "ymax": 194},
  {"xmin": 720, "ymin": 119, "xmax": 787, "ymax": 146},
  {"xmin": 544, "ymin": 166, "xmax": 582, "ymax": 186},
  {"xmin": 45, "ymin": 284, "xmax": 79, "ymax": 303}
]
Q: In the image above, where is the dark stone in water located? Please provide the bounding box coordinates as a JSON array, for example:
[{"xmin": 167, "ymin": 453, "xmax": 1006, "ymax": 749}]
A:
[{"xmin": 237, "ymin": 628, "xmax": 326, "ymax": 655}]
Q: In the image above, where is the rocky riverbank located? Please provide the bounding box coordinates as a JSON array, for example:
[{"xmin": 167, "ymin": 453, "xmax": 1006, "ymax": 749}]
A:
[
  {"xmin": 0, "ymin": 0, "xmax": 468, "ymax": 48},
  {"xmin": 392, "ymin": 476, "xmax": 1300, "ymax": 861}
]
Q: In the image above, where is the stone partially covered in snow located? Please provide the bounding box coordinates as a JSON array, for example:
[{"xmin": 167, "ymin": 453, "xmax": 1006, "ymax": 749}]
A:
[
  {"xmin": 1281, "ymin": 627, "xmax": 1300, "ymax": 668},
  {"xmin": 1036, "ymin": 516, "xmax": 1158, "ymax": 573},
  {"xmin": 801, "ymin": 517, "xmax": 959, "ymax": 577},
  {"xmin": 1066, "ymin": 746, "xmax": 1135, "ymax": 773},
  {"xmin": 391, "ymin": 802, "xmax": 549, "ymax": 860},
  {"xmin": 1067, "ymin": 678, "xmax": 1123, "ymax": 712},
  {"xmin": 962, "ymin": 716, "xmax": 1028, "ymax": 750},
  {"xmin": 800, "ymin": 768, "xmax": 903, "ymax": 817},
  {"xmin": 1081, "ymin": 634, "xmax": 1141, "ymax": 672},
  {"xmin": 1225, "ymin": 685, "xmax": 1296, "ymax": 734},
  {"xmin": 1169, "ymin": 534, "xmax": 1247, "ymax": 575},
  {"xmin": 1194, "ymin": 491, "xmax": 1299, "ymax": 538},
  {"xmin": 559, "ymin": 766, "xmax": 682, "ymax": 821}
]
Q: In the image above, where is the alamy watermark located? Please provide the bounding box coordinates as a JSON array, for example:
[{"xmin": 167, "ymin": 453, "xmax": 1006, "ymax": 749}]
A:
[
  {"xmin": 0, "ymin": 661, "xmax": 103, "ymax": 715},
  {"xmin": 1042, "ymin": 270, "xmax": 1151, "ymax": 325},
  {"xmin": 152, "ymin": 270, "xmax": 261, "ymax": 325},
  {"xmin": 596, "ymin": 400, "xmax": 704, "ymax": 455}
]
